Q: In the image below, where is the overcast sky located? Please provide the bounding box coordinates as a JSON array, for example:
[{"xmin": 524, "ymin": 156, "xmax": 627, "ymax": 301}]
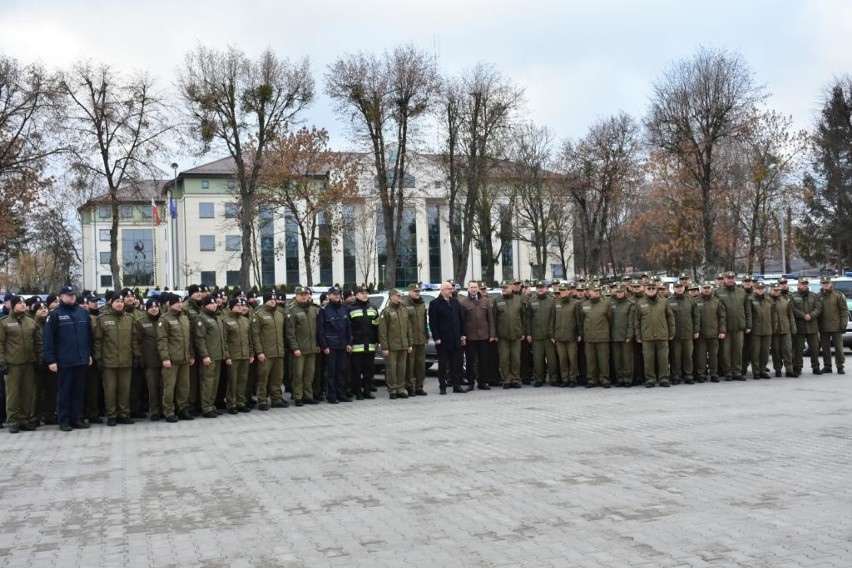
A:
[{"xmin": 3, "ymin": 0, "xmax": 852, "ymax": 172}]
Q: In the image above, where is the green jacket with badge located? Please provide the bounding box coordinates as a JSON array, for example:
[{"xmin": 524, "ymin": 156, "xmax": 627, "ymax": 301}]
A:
[
  {"xmin": 696, "ymin": 294, "xmax": 726, "ymax": 338},
  {"xmin": 0, "ymin": 311, "xmax": 42, "ymax": 366},
  {"xmin": 285, "ymin": 301, "xmax": 320, "ymax": 353},
  {"xmin": 609, "ymin": 296, "xmax": 635, "ymax": 342},
  {"xmin": 526, "ymin": 293, "xmax": 555, "ymax": 340},
  {"xmin": 749, "ymin": 294, "xmax": 776, "ymax": 336},
  {"xmin": 195, "ymin": 309, "xmax": 230, "ymax": 361},
  {"xmin": 634, "ymin": 296, "xmax": 675, "ymax": 341},
  {"xmin": 771, "ymin": 295, "xmax": 796, "ymax": 334},
  {"xmin": 492, "ymin": 293, "xmax": 525, "ymax": 340},
  {"xmin": 790, "ymin": 289, "xmax": 822, "ymax": 334},
  {"xmin": 715, "ymin": 285, "xmax": 752, "ymax": 332},
  {"xmin": 579, "ymin": 298, "xmax": 612, "ymax": 343},
  {"xmin": 94, "ymin": 310, "xmax": 140, "ymax": 368},
  {"xmin": 157, "ymin": 310, "xmax": 194, "ymax": 363},
  {"xmin": 378, "ymin": 302, "xmax": 412, "ymax": 350},
  {"xmin": 251, "ymin": 305, "xmax": 286, "ymax": 358},
  {"xmin": 223, "ymin": 310, "xmax": 253, "ymax": 360},
  {"xmin": 402, "ymin": 296, "xmax": 428, "ymax": 345},
  {"xmin": 818, "ymin": 289, "xmax": 848, "ymax": 333},
  {"xmin": 553, "ymin": 297, "xmax": 581, "ymax": 341},
  {"xmin": 136, "ymin": 313, "xmax": 162, "ymax": 368},
  {"xmin": 669, "ymin": 293, "xmax": 700, "ymax": 339}
]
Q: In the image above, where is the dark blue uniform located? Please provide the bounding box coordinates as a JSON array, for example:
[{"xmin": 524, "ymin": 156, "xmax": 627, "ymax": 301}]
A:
[
  {"xmin": 43, "ymin": 300, "xmax": 93, "ymax": 427},
  {"xmin": 318, "ymin": 300, "xmax": 352, "ymax": 403}
]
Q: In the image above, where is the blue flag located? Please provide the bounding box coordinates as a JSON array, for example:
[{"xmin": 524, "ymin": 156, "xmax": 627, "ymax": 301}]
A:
[{"xmin": 169, "ymin": 198, "xmax": 178, "ymax": 219}]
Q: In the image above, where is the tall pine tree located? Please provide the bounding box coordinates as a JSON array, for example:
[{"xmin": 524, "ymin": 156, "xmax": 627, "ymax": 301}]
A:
[{"xmin": 799, "ymin": 80, "xmax": 852, "ymax": 271}]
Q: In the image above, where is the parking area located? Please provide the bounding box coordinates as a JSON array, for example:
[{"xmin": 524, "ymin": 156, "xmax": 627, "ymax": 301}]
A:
[{"xmin": 0, "ymin": 370, "xmax": 850, "ymax": 567}]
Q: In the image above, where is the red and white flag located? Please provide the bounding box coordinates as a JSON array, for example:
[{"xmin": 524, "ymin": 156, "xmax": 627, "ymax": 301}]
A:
[{"xmin": 151, "ymin": 199, "xmax": 161, "ymax": 226}]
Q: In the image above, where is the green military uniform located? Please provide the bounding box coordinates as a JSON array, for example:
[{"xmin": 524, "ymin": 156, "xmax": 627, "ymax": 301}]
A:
[
  {"xmin": 669, "ymin": 288, "xmax": 700, "ymax": 383},
  {"xmin": 695, "ymin": 285, "xmax": 726, "ymax": 381},
  {"xmin": 183, "ymin": 297, "xmax": 202, "ymax": 412},
  {"xmin": 493, "ymin": 282, "xmax": 525, "ymax": 387},
  {"xmin": 579, "ymin": 292, "xmax": 612, "ymax": 387},
  {"xmin": 378, "ymin": 293, "xmax": 412, "ymax": 397},
  {"xmin": 252, "ymin": 301, "xmax": 287, "ymax": 409},
  {"xmin": 526, "ymin": 286, "xmax": 557, "ymax": 386},
  {"xmin": 609, "ymin": 290, "xmax": 635, "ymax": 387},
  {"xmin": 0, "ymin": 305, "xmax": 42, "ymax": 432},
  {"xmin": 223, "ymin": 305, "xmax": 253, "ymax": 411},
  {"xmin": 748, "ymin": 285, "xmax": 777, "ymax": 380},
  {"xmin": 402, "ymin": 286, "xmax": 428, "ymax": 393},
  {"xmin": 818, "ymin": 279, "xmax": 848, "ymax": 374},
  {"xmin": 124, "ymin": 302, "xmax": 147, "ymax": 418},
  {"xmin": 94, "ymin": 305, "xmax": 140, "ymax": 422},
  {"xmin": 84, "ymin": 308, "xmax": 102, "ymax": 422},
  {"xmin": 790, "ymin": 281, "xmax": 822, "ymax": 375},
  {"xmin": 770, "ymin": 285, "xmax": 796, "ymax": 376},
  {"xmin": 286, "ymin": 295, "xmax": 320, "ymax": 403},
  {"xmin": 634, "ymin": 289, "xmax": 675, "ymax": 387},
  {"xmin": 552, "ymin": 289, "xmax": 581, "ymax": 387},
  {"xmin": 136, "ymin": 310, "xmax": 164, "ymax": 419},
  {"xmin": 194, "ymin": 302, "xmax": 230, "ymax": 416},
  {"xmin": 157, "ymin": 304, "xmax": 194, "ymax": 420},
  {"xmin": 715, "ymin": 276, "xmax": 752, "ymax": 380}
]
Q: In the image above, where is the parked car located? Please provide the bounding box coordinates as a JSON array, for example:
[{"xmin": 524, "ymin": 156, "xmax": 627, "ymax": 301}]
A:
[{"xmin": 369, "ymin": 290, "xmax": 439, "ymax": 370}]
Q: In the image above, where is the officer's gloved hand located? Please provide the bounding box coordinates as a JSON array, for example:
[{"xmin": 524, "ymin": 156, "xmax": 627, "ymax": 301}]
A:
[
  {"xmin": 96, "ymin": 360, "xmax": 105, "ymax": 372},
  {"xmin": 133, "ymin": 356, "xmax": 144, "ymax": 369}
]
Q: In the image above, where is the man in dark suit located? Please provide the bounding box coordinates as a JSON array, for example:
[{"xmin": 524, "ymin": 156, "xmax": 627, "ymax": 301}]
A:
[{"xmin": 428, "ymin": 281, "xmax": 469, "ymax": 395}]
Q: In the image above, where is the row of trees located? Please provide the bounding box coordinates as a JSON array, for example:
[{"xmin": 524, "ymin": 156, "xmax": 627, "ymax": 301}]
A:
[{"xmin": 2, "ymin": 44, "xmax": 851, "ymax": 292}]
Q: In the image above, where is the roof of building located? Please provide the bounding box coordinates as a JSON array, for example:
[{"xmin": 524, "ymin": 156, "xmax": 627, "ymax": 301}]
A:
[{"xmin": 79, "ymin": 180, "xmax": 168, "ymax": 210}]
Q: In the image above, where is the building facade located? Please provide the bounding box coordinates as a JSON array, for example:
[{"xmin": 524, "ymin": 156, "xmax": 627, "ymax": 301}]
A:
[{"xmin": 79, "ymin": 154, "xmax": 572, "ymax": 292}]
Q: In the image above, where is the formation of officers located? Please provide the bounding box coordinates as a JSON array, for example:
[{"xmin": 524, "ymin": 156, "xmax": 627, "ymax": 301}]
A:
[{"xmin": 0, "ymin": 271, "xmax": 847, "ymax": 434}]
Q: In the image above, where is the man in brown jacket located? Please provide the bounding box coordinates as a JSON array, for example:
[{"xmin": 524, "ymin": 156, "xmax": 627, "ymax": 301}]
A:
[{"xmin": 459, "ymin": 281, "xmax": 497, "ymax": 390}]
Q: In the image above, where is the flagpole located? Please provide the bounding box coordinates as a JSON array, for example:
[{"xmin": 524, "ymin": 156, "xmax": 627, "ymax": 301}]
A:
[{"xmin": 170, "ymin": 162, "xmax": 178, "ymax": 290}]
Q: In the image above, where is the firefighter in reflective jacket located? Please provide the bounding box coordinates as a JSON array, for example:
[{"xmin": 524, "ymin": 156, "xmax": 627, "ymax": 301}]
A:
[{"xmin": 348, "ymin": 287, "xmax": 378, "ymax": 399}]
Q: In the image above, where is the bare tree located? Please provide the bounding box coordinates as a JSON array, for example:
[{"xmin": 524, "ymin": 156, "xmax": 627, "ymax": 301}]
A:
[
  {"xmin": 439, "ymin": 63, "xmax": 523, "ymax": 284},
  {"xmin": 646, "ymin": 46, "xmax": 764, "ymax": 277},
  {"xmin": 257, "ymin": 126, "xmax": 358, "ymax": 286},
  {"xmin": 559, "ymin": 112, "xmax": 642, "ymax": 276},
  {"xmin": 12, "ymin": 204, "xmax": 81, "ymax": 292},
  {"xmin": 179, "ymin": 45, "xmax": 314, "ymax": 289},
  {"xmin": 326, "ymin": 44, "xmax": 440, "ymax": 288},
  {"xmin": 58, "ymin": 60, "xmax": 172, "ymax": 290}
]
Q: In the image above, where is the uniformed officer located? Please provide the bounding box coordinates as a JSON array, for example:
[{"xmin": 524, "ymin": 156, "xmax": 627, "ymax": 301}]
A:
[
  {"xmin": 695, "ymin": 282, "xmax": 726, "ymax": 382},
  {"xmin": 157, "ymin": 293, "xmax": 195, "ymax": 422},
  {"xmin": 817, "ymin": 276, "xmax": 848, "ymax": 374},
  {"xmin": 748, "ymin": 282, "xmax": 776, "ymax": 380},
  {"xmin": 136, "ymin": 298, "xmax": 164, "ymax": 420},
  {"xmin": 459, "ymin": 280, "xmax": 496, "ymax": 390},
  {"xmin": 379, "ymin": 289, "xmax": 413, "ymax": 398},
  {"xmin": 527, "ymin": 281, "xmax": 557, "ymax": 387},
  {"xmin": 634, "ymin": 283, "xmax": 675, "ymax": 387},
  {"xmin": 769, "ymin": 283, "xmax": 796, "ymax": 377},
  {"xmin": 0, "ymin": 296, "xmax": 42, "ymax": 433},
  {"xmin": 122, "ymin": 289, "xmax": 147, "ymax": 419},
  {"xmin": 402, "ymin": 283, "xmax": 429, "ymax": 396},
  {"xmin": 609, "ymin": 284, "xmax": 635, "ymax": 387},
  {"xmin": 286, "ymin": 286, "xmax": 319, "ymax": 404},
  {"xmin": 716, "ymin": 271, "xmax": 751, "ymax": 381},
  {"xmin": 252, "ymin": 290, "xmax": 288, "ymax": 409},
  {"xmin": 94, "ymin": 294, "xmax": 140, "ymax": 425},
  {"xmin": 790, "ymin": 278, "xmax": 822, "ymax": 376},
  {"xmin": 183, "ymin": 284, "xmax": 203, "ymax": 414},
  {"xmin": 223, "ymin": 298, "xmax": 254, "ymax": 413},
  {"xmin": 349, "ymin": 287, "xmax": 378, "ymax": 399},
  {"xmin": 195, "ymin": 296, "xmax": 231, "ymax": 418},
  {"xmin": 318, "ymin": 286, "xmax": 352, "ymax": 405},
  {"xmin": 83, "ymin": 293, "xmax": 103, "ymax": 424},
  {"xmin": 579, "ymin": 285, "xmax": 612, "ymax": 388},
  {"xmin": 669, "ymin": 282, "xmax": 700, "ymax": 384},
  {"xmin": 32, "ymin": 302, "xmax": 55, "ymax": 425},
  {"xmin": 494, "ymin": 280, "xmax": 525, "ymax": 388},
  {"xmin": 552, "ymin": 283, "xmax": 581, "ymax": 387}
]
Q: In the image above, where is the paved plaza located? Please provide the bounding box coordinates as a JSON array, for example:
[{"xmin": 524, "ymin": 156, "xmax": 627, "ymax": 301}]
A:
[{"xmin": 0, "ymin": 369, "xmax": 850, "ymax": 568}]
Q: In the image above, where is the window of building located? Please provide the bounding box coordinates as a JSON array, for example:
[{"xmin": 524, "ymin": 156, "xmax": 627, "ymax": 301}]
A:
[
  {"xmin": 377, "ymin": 205, "xmax": 417, "ymax": 287},
  {"xmin": 140, "ymin": 204, "xmax": 152, "ymax": 219},
  {"xmin": 99, "ymin": 252, "xmax": 111, "ymax": 264},
  {"xmin": 500, "ymin": 206, "xmax": 514, "ymax": 280},
  {"xmin": 99, "ymin": 229, "xmax": 110, "ymax": 242},
  {"xmin": 259, "ymin": 205, "xmax": 275, "ymax": 287},
  {"xmin": 198, "ymin": 202, "xmax": 214, "ymax": 218},
  {"xmin": 200, "ymin": 271, "xmax": 216, "ymax": 287},
  {"xmin": 375, "ymin": 172, "xmax": 415, "ymax": 188},
  {"xmin": 225, "ymin": 235, "xmax": 241, "ymax": 251},
  {"xmin": 201, "ymin": 180, "xmax": 210, "ymax": 189},
  {"xmin": 427, "ymin": 204, "xmax": 441, "ymax": 283},
  {"xmin": 226, "ymin": 270, "xmax": 240, "ymax": 286},
  {"xmin": 98, "ymin": 205, "xmax": 110, "ymax": 219},
  {"xmin": 227, "ymin": 180, "xmax": 235, "ymax": 190},
  {"xmin": 224, "ymin": 202, "xmax": 239, "ymax": 219},
  {"xmin": 552, "ymin": 264, "xmax": 565, "ymax": 279},
  {"xmin": 319, "ymin": 211, "xmax": 333, "ymax": 284},
  {"xmin": 285, "ymin": 214, "xmax": 299, "ymax": 285},
  {"xmin": 120, "ymin": 205, "xmax": 134, "ymax": 219},
  {"xmin": 122, "ymin": 228, "xmax": 154, "ymax": 286},
  {"xmin": 342, "ymin": 205, "xmax": 356, "ymax": 285},
  {"xmin": 200, "ymin": 235, "xmax": 216, "ymax": 251},
  {"xmin": 100, "ymin": 275, "xmax": 113, "ymax": 288}
]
